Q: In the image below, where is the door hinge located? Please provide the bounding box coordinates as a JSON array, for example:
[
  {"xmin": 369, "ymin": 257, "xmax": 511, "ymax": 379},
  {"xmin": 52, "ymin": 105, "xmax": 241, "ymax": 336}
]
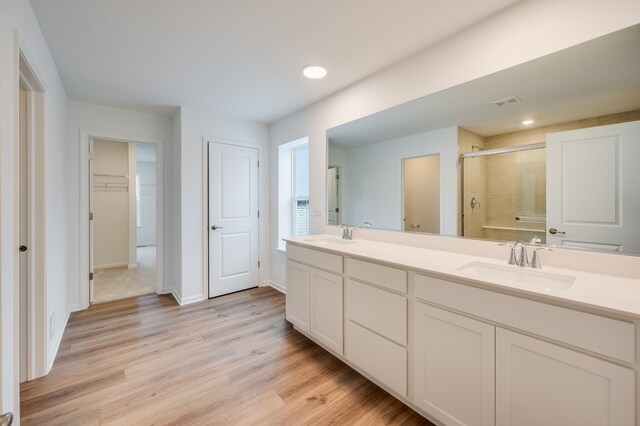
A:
[
  {"xmin": 258, "ymin": 261, "xmax": 261, "ymax": 268},
  {"xmin": 89, "ymin": 212, "xmax": 94, "ymax": 221},
  {"xmin": 336, "ymin": 175, "xmax": 339, "ymax": 179},
  {"xmin": 89, "ymin": 272, "xmax": 94, "ymax": 281},
  {"xmin": 257, "ymin": 210, "xmax": 260, "ymax": 218},
  {"xmin": 257, "ymin": 160, "xmax": 260, "ymax": 168},
  {"xmin": 335, "ymin": 207, "xmax": 340, "ymax": 213}
]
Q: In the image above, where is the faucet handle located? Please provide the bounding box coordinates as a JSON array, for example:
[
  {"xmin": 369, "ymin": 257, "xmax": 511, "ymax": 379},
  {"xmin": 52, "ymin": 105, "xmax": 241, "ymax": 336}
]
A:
[
  {"xmin": 500, "ymin": 242, "xmax": 518, "ymax": 265},
  {"xmin": 518, "ymin": 244, "xmax": 529, "ymax": 267},
  {"xmin": 530, "ymin": 247, "xmax": 552, "ymax": 269}
]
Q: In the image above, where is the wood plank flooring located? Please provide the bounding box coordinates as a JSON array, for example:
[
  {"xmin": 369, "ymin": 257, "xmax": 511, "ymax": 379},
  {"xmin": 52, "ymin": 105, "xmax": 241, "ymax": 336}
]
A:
[{"xmin": 20, "ymin": 286, "xmax": 432, "ymax": 425}]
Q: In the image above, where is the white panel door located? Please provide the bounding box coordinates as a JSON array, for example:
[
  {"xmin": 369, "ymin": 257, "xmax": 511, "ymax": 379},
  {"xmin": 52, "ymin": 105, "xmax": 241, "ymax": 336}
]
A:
[
  {"xmin": 327, "ymin": 166, "xmax": 340, "ymax": 225},
  {"xmin": 496, "ymin": 328, "xmax": 634, "ymax": 426},
  {"xmin": 546, "ymin": 121, "xmax": 640, "ymax": 252},
  {"xmin": 89, "ymin": 138, "xmax": 95, "ymax": 303},
  {"xmin": 208, "ymin": 142, "xmax": 259, "ymax": 297},
  {"xmin": 413, "ymin": 302, "xmax": 495, "ymax": 426}
]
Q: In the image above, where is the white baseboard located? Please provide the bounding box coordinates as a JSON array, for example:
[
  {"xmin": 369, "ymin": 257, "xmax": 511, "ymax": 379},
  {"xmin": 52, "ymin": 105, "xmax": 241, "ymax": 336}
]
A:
[
  {"xmin": 163, "ymin": 289, "xmax": 204, "ymax": 306},
  {"xmin": 95, "ymin": 262, "xmax": 128, "ymax": 270},
  {"xmin": 264, "ymin": 280, "xmax": 285, "ymax": 293},
  {"xmin": 179, "ymin": 293, "xmax": 205, "ymax": 305},
  {"xmin": 67, "ymin": 303, "xmax": 83, "ymax": 312},
  {"xmin": 47, "ymin": 309, "xmax": 70, "ymax": 373},
  {"xmin": 161, "ymin": 288, "xmax": 180, "ymax": 304},
  {"xmin": 127, "ymin": 263, "xmax": 138, "ymax": 269}
]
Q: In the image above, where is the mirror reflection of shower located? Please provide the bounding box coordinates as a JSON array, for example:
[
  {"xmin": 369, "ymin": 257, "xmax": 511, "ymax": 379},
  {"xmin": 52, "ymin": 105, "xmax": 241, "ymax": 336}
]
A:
[{"xmin": 461, "ymin": 142, "xmax": 546, "ymax": 243}]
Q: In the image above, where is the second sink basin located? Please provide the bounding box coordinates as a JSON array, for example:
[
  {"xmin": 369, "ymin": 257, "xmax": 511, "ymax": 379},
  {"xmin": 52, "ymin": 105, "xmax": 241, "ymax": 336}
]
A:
[{"xmin": 456, "ymin": 261, "xmax": 576, "ymax": 291}]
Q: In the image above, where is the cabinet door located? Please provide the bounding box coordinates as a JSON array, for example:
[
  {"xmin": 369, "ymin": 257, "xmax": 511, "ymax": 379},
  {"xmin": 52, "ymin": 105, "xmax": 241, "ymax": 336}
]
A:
[
  {"xmin": 413, "ymin": 302, "xmax": 495, "ymax": 426},
  {"xmin": 285, "ymin": 260, "xmax": 310, "ymax": 333},
  {"xmin": 310, "ymin": 267, "xmax": 343, "ymax": 354},
  {"xmin": 496, "ymin": 328, "xmax": 635, "ymax": 426}
]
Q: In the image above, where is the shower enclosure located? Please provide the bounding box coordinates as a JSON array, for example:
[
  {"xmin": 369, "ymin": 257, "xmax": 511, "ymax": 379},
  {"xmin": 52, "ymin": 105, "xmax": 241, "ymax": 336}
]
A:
[{"xmin": 461, "ymin": 142, "xmax": 546, "ymax": 243}]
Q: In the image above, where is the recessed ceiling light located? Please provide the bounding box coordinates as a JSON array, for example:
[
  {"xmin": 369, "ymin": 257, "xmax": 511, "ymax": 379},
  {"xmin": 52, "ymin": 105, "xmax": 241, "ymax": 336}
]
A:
[
  {"xmin": 303, "ymin": 66, "xmax": 327, "ymax": 79},
  {"xmin": 522, "ymin": 119, "xmax": 534, "ymax": 125}
]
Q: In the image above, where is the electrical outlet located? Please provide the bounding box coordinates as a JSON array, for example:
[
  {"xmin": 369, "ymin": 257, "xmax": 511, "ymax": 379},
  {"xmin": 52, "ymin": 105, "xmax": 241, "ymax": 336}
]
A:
[{"xmin": 49, "ymin": 311, "xmax": 55, "ymax": 338}]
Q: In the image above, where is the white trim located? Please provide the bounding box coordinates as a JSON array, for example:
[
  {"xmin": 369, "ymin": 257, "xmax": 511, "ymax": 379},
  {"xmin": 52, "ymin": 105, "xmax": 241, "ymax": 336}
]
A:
[
  {"xmin": 179, "ymin": 293, "xmax": 205, "ymax": 306},
  {"xmin": 263, "ymin": 280, "xmax": 285, "ymax": 294},
  {"xmin": 127, "ymin": 143, "xmax": 137, "ymax": 271},
  {"xmin": 167, "ymin": 289, "xmax": 181, "ymax": 305},
  {"xmin": 94, "ymin": 262, "xmax": 128, "ymax": 270},
  {"xmin": 127, "ymin": 264, "xmax": 138, "ymax": 270},
  {"xmin": 16, "ymin": 31, "xmax": 49, "ymax": 383},
  {"xmin": 79, "ymin": 132, "xmax": 164, "ymax": 309},
  {"xmin": 46, "ymin": 310, "xmax": 69, "ymax": 372},
  {"xmin": 202, "ymin": 137, "xmax": 262, "ymax": 300},
  {"xmin": 68, "ymin": 304, "xmax": 83, "ymax": 313}
]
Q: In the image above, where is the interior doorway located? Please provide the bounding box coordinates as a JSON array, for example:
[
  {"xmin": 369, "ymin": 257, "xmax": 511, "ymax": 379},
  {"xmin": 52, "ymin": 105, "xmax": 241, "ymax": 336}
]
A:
[
  {"xmin": 90, "ymin": 139, "xmax": 158, "ymax": 304},
  {"xmin": 327, "ymin": 166, "xmax": 341, "ymax": 225},
  {"xmin": 207, "ymin": 142, "xmax": 260, "ymax": 298},
  {"xmin": 402, "ymin": 154, "xmax": 441, "ymax": 233},
  {"xmin": 18, "ymin": 50, "xmax": 47, "ymax": 382}
]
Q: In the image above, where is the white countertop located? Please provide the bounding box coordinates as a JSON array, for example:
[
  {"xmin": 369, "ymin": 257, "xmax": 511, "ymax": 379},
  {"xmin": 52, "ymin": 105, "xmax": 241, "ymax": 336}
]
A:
[{"xmin": 286, "ymin": 234, "xmax": 640, "ymax": 319}]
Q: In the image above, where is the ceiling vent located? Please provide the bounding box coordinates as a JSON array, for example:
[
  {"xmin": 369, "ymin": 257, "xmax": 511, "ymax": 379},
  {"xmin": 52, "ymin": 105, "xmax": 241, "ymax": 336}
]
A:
[{"xmin": 491, "ymin": 96, "xmax": 521, "ymax": 107}]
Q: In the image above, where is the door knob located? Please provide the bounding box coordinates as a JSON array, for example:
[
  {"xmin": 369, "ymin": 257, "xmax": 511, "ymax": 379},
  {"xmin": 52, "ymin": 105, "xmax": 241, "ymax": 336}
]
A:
[
  {"xmin": 211, "ymin": 225, "xmax": 224, "ymax": 230},
  {"xmin": 548, "ymin": 227, "xmax": 566, "ymax": 235},
  {"xmin": 19, "ymin": 245, "xmax": 27, "ymax": 252}
]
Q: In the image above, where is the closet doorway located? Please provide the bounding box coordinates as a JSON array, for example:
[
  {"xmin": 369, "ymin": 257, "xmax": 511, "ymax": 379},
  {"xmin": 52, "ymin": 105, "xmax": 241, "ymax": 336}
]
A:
[{"xmin": 89, "ymin": 139, "xmax": 158, "ymax": 304}]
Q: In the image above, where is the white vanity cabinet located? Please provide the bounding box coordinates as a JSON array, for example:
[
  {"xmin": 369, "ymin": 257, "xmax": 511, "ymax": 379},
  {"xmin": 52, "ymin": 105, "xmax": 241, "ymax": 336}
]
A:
[
  {"xmin": 285, "ymin": 260, "xmax": 311, "ymax": 333},
  {"xmin": 285, "ymin": 239, "xmax": 638, "ymax": 426},
  {"xmin": 496, "ymin": 328, "xmax": 635, "ymax": 426},
  {"xmin": 344, "ymin": 257, "xmax": 408, "ymax": 397},
  {"xmin": 309, "ymin": 267, "xmax": 343, "ymax": 354},
  {"xmin": 414, "ymin": 272, "xmax": 636, "ymax": 426},
  {"xmin": 286, "ymin": 244, "xmax": 344, "ymax": 354},
  {"xmin": 413, "ymin": 302, "xmax": 495, "ymax": 426}
]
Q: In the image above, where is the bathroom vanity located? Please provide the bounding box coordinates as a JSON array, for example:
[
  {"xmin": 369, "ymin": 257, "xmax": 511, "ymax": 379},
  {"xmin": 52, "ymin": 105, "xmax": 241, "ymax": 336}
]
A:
[{"xmin": 285, "ymin": 235, "xmax": 639, "ymax": 426}]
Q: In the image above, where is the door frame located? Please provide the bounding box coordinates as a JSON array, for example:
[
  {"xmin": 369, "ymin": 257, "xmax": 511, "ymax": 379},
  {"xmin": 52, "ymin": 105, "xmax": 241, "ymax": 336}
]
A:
[
  {"xmin": 400, "ymin": 153, "xmax": 443, "ymax": 233},
  {"xmin": 326, "ymin": 165, "xmax": 342, "ymax": 226},
  {"xmin": 79, "ymin": 132, "xmax": 164, "ymax": 309},
  {"xmin": 1, "ymin": 31, "xmax": 48, "ymax": 416},
  {"xmin": 17, "ymin": 34, "xmax": 48, "ymax": 382},
  {"xmin": 202, "ymin": 137, "xmax": 262, "ymax": 299}
]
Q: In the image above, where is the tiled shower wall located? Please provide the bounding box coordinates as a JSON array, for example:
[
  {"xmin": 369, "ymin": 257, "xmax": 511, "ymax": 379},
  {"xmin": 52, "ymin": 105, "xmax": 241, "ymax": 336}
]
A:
[{"xmin": 459, "ymin": 109, "xmax": 640, "ymax": 242}]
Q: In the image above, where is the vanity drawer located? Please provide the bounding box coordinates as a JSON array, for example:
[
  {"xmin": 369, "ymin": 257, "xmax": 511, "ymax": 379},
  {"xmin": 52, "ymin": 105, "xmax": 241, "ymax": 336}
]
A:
[
  {"xmin": 346, "ymin": 257, "xmax": 407, "ymax": 294},
  {"xmin": 414, "ymin": 273, "xmax": 635, "ymax": 363},
  {"xmin": 287, "ymin": 243, "xmax": 343, "ymax": 274},
  {"xmin": 345, "ymin": 320, "xmax": 407, "ymax": 397},
  {"xmin": 346, "ymin": 279, "xmax": 407, "ymax": 346}
]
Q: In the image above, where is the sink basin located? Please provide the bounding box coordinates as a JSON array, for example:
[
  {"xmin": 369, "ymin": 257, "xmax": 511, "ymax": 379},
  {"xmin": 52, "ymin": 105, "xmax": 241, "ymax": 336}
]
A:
[
  {"xmin": 456, "ymin": 261, "xmax": 576, "ymax": 291},
  {"xmin": 304, "ymin": 237, "xmax": 358, "ymax": 245}
]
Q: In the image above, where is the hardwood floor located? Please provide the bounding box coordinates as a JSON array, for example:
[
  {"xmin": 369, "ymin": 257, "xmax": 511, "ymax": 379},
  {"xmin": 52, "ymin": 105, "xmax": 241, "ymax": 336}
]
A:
[{"xmin": 20, "ymin": 286, "xmax": 432, "ymax": 425}]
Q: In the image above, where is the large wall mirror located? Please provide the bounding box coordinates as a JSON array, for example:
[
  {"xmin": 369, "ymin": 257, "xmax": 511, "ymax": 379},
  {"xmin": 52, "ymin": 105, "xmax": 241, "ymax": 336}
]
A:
[{"xmin": 326, "ymin": 24, "xmax": 640, "ymax": 255}]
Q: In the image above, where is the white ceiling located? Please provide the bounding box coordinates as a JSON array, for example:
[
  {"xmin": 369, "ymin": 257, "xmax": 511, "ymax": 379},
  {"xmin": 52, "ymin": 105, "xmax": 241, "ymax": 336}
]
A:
[{"xmin": 29, "ymin": 0, "xmax": 520, "ymax": 123}]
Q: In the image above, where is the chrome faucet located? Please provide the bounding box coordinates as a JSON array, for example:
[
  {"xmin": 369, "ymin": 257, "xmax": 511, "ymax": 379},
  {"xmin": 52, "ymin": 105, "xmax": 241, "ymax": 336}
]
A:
[
  {"xmin": 339, "ymin": 224, "xmax": 357, "ymax": 240},
  {"xmin": 516, "ymin": 241, "xmax": 528, "ymax": 267},
  {"xmin": 530, "ymin": 247, "xmax": 552, "ymax": 269},
  {"xmin": 501, "ymin": 241, "xmax": 551, "ymax": 269},
  {"xmin": 501, "ymin": 241, "xmax": 527, "ymax": 267}
]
